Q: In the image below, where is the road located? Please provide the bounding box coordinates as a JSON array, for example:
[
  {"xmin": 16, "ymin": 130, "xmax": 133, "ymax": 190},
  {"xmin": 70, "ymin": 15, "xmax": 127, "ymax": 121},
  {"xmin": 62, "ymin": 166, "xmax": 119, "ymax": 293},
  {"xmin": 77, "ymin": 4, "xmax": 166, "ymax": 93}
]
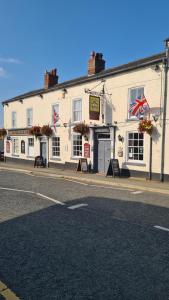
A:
[{"xmin": 0, "ymin": 169, "xmax": 169, "ymax": 299}]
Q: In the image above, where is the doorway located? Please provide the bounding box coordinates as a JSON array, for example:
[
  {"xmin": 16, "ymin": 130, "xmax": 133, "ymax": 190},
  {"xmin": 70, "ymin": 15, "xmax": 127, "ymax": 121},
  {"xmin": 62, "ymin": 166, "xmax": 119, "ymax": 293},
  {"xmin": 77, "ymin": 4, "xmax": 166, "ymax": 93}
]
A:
[
  {"xmin": 40, "ymin": 142, "xmax": 47, "ymax": 166},
  {"xmin": 98, "ymin": 139, "xmax": 111, "ymax": 174}
]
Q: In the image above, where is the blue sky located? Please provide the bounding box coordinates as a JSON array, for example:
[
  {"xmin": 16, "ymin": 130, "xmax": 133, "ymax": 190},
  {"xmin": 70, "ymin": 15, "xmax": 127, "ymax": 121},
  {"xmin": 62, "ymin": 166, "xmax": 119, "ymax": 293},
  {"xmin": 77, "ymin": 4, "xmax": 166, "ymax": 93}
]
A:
[{"xmin": 0, "ymin": 0, "xmax": 169, "ymax": 127}]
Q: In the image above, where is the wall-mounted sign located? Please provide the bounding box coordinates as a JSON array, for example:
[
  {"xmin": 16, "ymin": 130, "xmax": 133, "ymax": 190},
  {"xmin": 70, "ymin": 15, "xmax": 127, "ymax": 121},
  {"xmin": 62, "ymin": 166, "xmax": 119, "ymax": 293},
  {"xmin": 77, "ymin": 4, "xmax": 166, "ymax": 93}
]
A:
[
  {"xmin": 8, "ymin": 129, "xmax": 30, "ymax": 136},
  {"xmin": 84, "ymin": 143, "xmax": 90, "ymax": 158},
  {"xmin": 89, "ymin": 95, "xmax": 100, "ymax": 120},
  {"xmin": 6, "ymin": 141, "xmax": 10, "ymax": 153},
  {"xmin": 21, "ymin": 140, "xmax": 25, "ymax": 154}
]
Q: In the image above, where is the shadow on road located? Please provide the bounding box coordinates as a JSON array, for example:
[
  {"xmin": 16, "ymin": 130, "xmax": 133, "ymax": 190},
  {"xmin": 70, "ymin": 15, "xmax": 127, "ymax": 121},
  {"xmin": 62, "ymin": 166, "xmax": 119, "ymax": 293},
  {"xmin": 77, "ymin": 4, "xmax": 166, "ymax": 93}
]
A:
[{"xmin": 0, "ymin": 196, "xmax": 169, "ymax": 299}]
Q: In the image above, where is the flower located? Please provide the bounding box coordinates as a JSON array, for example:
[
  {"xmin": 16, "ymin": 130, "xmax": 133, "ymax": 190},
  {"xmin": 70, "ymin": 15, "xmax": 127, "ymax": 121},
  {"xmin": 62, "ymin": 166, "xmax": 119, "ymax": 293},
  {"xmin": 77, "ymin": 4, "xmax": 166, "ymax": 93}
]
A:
[
  {"xmin": 73, "ymin": 123, "xmax": 90, "ymax": 136},
  {"xmin": 41, "ymin": 125, "xmax": 53, "ymax": 137},
  {"xmin": 29, "ymin": 126, "xmax": 41, "ymax": 137},
  {"xmin": 138, "ymin": 119, "xmax": 153, "ymax": 135}
]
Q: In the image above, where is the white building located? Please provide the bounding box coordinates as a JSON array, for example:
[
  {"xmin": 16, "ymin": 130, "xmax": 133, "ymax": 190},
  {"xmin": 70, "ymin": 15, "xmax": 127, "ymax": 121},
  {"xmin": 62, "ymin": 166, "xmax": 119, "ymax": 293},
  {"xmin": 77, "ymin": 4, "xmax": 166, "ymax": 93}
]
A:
[{"xmin": 2, "ymin": 42, "xmax": 169, "ymax": 181}]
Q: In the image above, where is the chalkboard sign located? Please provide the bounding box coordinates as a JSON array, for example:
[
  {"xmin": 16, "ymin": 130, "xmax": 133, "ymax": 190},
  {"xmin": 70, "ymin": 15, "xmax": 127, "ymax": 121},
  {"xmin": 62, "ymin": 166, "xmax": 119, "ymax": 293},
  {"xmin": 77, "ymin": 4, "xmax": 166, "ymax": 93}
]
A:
[
  {"xmin": 77, "ymin": 158, "xmax": 88, "ymax": 172},
  {"xmin": 34, "ymin": 156, "xmax": 46, "ymax": 168},
  {"xmin": 106, "ymin": 159, "xmax": 120, "ymax": 177}
]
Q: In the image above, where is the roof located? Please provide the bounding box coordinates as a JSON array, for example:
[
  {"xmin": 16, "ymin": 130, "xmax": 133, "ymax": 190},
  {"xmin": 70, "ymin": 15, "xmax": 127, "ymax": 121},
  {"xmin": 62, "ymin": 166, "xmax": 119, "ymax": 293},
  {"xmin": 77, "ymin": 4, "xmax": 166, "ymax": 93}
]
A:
[{"xmin": 2, "ymin": 51, "xmax": 165, "ymax": 105}]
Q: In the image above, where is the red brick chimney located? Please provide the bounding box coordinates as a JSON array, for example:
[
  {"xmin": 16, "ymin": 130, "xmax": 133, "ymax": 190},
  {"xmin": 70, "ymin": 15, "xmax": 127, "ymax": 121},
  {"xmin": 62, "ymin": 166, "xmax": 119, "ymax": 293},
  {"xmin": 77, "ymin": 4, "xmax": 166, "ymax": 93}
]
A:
[
  {"xmin": 88, "ymin": 52, "xmax": 105, "ymax": 75},
  {"xmin": 44, "ymin": 68, "xmax": 58, "ymax": 88}
]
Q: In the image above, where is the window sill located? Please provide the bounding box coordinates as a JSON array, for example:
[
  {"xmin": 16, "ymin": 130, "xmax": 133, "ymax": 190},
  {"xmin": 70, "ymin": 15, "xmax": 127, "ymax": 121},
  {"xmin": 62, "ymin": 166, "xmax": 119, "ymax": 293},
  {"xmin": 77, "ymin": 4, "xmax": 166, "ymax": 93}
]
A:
[
  {"xmin": 27, "ymin": 156, "xmax": 34, "ymax": 159},
  {"xmin": 70, "ymin": 156, "xmax": 82, "ymax": 160},
  {"xmin": 50, "ymin": 157, "xmax": 61, "ymax": 161},
  {"xmin": 12, "ymin": 154, "xmax": 19, "ymax": 157},
  {"xmin": 125, "ymin": 118, "xmax": 138, "ymax": 122},
  {"xmin": 123, "ymin": 161, "xmax": 146, "ymax": 167}
]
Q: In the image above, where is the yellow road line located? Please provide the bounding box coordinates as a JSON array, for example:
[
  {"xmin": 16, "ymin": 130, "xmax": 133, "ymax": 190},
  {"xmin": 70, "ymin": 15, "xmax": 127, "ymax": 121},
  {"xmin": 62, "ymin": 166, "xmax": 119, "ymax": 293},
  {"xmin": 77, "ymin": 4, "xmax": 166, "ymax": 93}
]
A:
[{"xmin": 0, "ymin": 281, "xmax": 20, "ymax": 300}]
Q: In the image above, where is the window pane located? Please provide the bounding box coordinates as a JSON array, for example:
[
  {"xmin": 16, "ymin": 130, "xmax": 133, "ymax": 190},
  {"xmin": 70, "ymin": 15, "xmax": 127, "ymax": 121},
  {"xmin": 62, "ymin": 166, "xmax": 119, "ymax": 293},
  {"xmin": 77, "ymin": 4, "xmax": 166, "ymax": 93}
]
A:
[{"xmin": 128, "ymin": 132, "xmax": 144, "ymax": 162}]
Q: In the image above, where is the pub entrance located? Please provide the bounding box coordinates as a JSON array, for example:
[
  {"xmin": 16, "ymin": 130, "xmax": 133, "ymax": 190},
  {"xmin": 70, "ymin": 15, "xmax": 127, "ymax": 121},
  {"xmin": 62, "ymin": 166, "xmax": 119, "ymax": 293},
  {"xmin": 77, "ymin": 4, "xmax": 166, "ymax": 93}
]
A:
[
  {"xmin": 92, "ymin": 126, "xmax": 116, "ymax": 174},
  {"xmin": 98, "ymin": 134, "xmax": 111, "ymax": 174}
]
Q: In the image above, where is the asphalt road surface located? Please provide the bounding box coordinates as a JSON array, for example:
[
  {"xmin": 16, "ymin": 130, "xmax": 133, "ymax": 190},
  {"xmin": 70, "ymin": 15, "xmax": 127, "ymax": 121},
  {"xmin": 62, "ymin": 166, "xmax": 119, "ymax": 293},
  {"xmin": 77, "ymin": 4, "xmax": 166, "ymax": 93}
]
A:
[{"xmin": 0, "ymin": 170, "xmax": 169, "ymax": 299}]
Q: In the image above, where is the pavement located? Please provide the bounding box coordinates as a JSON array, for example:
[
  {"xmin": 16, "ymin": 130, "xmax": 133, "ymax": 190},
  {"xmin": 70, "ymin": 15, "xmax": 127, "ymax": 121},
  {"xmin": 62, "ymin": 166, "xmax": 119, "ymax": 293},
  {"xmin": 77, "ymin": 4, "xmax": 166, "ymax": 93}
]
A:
[{"xmin": 0, "ymin": 160, "xmax": 169, "ymax": 195}]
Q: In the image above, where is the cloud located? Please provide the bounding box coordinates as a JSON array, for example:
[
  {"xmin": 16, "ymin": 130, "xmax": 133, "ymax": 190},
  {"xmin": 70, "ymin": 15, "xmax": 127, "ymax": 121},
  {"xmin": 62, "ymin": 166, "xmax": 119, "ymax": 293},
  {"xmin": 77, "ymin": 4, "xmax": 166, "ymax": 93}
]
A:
[
  {"xmin": 0, "ymin": 67, "xmax": 7, "ymax": 77},
  {"xmin": 0, "ymin": 57, "xmax": 21, "ymax": 64}
]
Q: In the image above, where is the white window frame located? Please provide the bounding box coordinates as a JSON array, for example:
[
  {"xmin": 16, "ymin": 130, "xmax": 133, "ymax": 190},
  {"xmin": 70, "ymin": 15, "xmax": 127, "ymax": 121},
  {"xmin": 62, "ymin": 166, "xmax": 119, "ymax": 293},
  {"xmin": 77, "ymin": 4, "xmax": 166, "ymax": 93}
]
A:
[
  {"xmin": 28, "ymin": 138, "xmax": 34, "ymax": 157},
  {"xmin": 72, "ymin": 134, "xmax": 82, "ymax": 157},
  {"xmin": 51, "ymin": 103, "xmax": 60, "ymax": 126},
  {"xmin": 72, "ymin": 98, "xmax": 82, "ymax": 123},
  {"xmin": 52, "ymin": 136, "xmax": 60, "ymax": 157},
  {"xmin": 13, "ymin": 138, "xmax": 19, "ymax": 155},
  {"xmin": 26, "ymin": 108, "xmax": 33, "ymax": 127},
  {"xmin": 12, "ymin": 111, "xmax": 17, "ymax": 128},
  {"xmin": 128, "ymin": 86, "xmax": 144, "ymax": 120},
  {"xmin": 126, "ymin": 131, "xmax": 144, "ymax": 162}
]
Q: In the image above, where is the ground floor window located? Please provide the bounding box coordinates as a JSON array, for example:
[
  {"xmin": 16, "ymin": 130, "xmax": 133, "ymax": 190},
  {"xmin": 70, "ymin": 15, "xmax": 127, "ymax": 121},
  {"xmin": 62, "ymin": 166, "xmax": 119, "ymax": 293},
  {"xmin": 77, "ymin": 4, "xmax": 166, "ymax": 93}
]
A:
[
  {"xmin": 127, "ymin": 132, "xmax": 144, "ymax": 161},
  {"xmin": 72, "ymin": 135, "xmax": 82, "ymax": 157},
  {"xmin": 28, "ymin": 138, "xmax": 34, "ymax": 157},
  {"xmin": 13, "ymin": 138, "xmax": 19, "ymax": 155},
  {"xmin": 52, "ymin": 137, "xmax": 60, "ymax": 157}
]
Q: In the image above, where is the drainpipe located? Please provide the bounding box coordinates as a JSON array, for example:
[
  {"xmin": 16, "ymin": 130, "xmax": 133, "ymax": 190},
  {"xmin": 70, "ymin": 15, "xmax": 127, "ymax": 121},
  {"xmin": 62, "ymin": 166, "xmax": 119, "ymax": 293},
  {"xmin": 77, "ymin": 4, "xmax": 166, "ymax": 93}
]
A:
[{"xmin": 160, "ymin": 39, "xmax": 169, "ymax": 182}]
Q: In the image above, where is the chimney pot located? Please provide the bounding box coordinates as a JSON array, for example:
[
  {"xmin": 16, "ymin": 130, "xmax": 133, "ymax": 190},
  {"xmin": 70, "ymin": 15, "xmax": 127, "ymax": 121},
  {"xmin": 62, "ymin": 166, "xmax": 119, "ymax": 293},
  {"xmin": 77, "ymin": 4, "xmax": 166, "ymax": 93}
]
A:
[
  {"xmin": 44, "ymin": 68, "xmax": 58, "ymax": 88},
  {"xmin": 88, "ymin": 52, "xmax": 105, "ymax": 75}
]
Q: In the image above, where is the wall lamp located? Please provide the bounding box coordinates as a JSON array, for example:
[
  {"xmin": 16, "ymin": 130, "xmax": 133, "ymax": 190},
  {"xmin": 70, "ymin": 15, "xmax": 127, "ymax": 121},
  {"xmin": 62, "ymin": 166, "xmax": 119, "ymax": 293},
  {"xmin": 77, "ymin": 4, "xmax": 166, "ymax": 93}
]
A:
[
  {"xmin": 118, "ymin": 134, "xmax": 124, "ymax": 142},
  {"xmin": 19, "ymin": 99, "xmax": 23, "ymax": 104},
  {"xmin": 39, "ymin": 94, "xmax": 43, "ymax": 99},
  {"xmin": 62, "ymin": 88, "xmax": 67, "ymax": 98}
]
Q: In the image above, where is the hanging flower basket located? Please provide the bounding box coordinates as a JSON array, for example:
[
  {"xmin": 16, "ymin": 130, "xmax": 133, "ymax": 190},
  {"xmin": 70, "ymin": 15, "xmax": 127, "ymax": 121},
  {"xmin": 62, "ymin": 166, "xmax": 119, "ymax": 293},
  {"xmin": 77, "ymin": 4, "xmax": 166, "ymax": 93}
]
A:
[
  {"xmin": 138, "ymin": 119, "xmax": 154, "ymax": 135},
  {"xmin": 41, "ymin": 125, "xmax": 53, "ymax": 137},
  {"xmin": 0, "ymin": 128, "xmax": 7, "ymax": 139},
  {"xmin": 73, "ymin": 123, "xmax": 90, "ymax": 136},
  {"xmin": 29, "ymin": 126, "xmax": 42, "ymax": 137}
]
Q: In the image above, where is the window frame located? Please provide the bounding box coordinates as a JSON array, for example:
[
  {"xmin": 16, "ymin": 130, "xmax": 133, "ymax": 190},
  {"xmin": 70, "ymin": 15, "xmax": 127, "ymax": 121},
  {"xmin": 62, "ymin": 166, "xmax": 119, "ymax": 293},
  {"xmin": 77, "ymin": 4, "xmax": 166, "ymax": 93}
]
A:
[
  {"xmin": 72, "ymin": 98, "xmax": 82, "ymax": 123},
  {"xmin": 13, "ymin": 138, "xmax": 19, "ymax": 155},
  {"xmin": 128, "ymin": 86, "xmax": 145, "ymax": 120},
  {"xmin": 126, "ymin": 131, "xmax": 144, "ymax": 163},
  {"xmin": 26, "ymin": 108, "xmax": 33, "ymax": 127},
  {"xmin": 72, "ymin": 133, "xmax": 82, "ymax": 158},
  {"xmin": 12, "ymin": 111, "xmax": 17, "ymax": 128},
  {"xmin": 52, "ymin": 136, "xmax": 60, "ymax": 158},
  {"xmin": 51, "ymin": 103, "xmax": 60, "ymax": 126},
  {"xmin": 27, "ymin": 137, "xmax": 34, "ymax": 157}
]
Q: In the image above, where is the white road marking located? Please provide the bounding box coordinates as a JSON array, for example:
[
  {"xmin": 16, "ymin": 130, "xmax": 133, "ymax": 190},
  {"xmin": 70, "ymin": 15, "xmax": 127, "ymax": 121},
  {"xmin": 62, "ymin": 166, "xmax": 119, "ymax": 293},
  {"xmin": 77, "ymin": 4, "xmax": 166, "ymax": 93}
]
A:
[
  {"xmin": 131, "ymin": 191, "xmax": 143, "ymax": 194},
  {"xmin": 89, "ymin": 184, "xmax": 133, "ymax": 191},
  {"xmin": 154, "ymin": 225, "xmax": 169, "ymax": 232},
  {"xmin": 36, "ymin": 193, "xmax": 65, "ymax": 205},
  {"xmin": 0, "ymin": 187, "xmax": 34, "ymax": 194},
  {"xmin": 68, "ymin": 203, "xmax": 88, "ymax": 210},
  {"xmin": 65, "ymin": 179, "xmax": 88, "ymax": 186},
  {"xmin": 0, "ymin": 186, "xmax": 64, "ymax": 205}
]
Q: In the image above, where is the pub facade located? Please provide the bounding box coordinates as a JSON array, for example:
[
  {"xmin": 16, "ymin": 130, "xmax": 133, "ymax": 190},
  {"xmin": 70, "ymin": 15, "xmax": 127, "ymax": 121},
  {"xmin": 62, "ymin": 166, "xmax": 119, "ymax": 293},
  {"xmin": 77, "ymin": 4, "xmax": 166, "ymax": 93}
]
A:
[{"xmin": 2, "ymin": 44, "xmax": 169, "ymax": 180}]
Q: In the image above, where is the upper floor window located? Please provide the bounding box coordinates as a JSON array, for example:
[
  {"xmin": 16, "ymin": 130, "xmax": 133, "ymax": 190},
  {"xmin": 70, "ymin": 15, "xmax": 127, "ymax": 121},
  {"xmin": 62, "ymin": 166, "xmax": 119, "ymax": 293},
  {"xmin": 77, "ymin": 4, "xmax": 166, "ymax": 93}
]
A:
[
  {"xmin": 52, "ymin": 104, "xmax": 59, "ymax": 125},
  {"xmin": 127, "ymin": 132, "xmax": 144, "ymax": 161},
  {"xmin": 128, "ymin": 87, "xmax": 144, "ymax": 119},
  {"xmin": 27, "ymin": 108, "xmax": 33, "ymax": 127},
  {"xmin": 72, "ymin": 99, "xmax": 82, "ymax": 122},
  {"xmin": 12, "ymin": 111, "xmax": 17, "ymax": 128}
]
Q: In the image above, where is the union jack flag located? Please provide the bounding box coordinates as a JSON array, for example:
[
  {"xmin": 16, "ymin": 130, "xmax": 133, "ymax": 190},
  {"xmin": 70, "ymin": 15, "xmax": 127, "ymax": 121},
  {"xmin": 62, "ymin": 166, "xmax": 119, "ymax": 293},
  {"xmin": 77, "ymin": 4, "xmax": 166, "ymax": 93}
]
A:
[
  {"xmin": 53, "ymin": 110, "xmax": 59, "ymax": 128},
  {"xmin": 129, "ymin": 95, "xmax": 150, "ymax": 118}
]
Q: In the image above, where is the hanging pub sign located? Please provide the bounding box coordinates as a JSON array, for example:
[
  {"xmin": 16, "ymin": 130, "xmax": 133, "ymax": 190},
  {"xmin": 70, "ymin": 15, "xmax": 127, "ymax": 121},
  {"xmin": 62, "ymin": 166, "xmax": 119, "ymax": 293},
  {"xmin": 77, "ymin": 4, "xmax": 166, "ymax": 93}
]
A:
[
  {"xmin": 89, "ymin": 95, "xmax": 100, "ymax": 120},
  {"xmin": 84, "ymin": 143, "xmax": 90, "ymax": 158}
]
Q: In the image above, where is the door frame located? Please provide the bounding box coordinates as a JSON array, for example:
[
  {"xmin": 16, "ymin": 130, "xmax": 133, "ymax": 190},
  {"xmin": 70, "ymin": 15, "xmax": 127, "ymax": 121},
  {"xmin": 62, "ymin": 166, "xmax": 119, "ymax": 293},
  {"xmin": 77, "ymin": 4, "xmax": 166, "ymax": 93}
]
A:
[{"xmin": 92, "ymin": 125, "xmax": 116, "ymax": 173}]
